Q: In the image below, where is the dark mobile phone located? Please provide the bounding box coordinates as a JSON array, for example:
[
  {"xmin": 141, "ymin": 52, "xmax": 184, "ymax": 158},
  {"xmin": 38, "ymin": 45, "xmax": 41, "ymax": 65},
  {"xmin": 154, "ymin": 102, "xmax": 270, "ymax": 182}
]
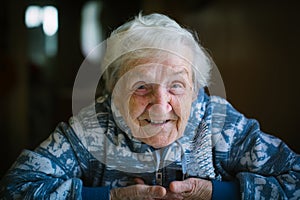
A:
[{"xmin": 156, "ymin": 168, "xmax": 184, "ymax": 188}]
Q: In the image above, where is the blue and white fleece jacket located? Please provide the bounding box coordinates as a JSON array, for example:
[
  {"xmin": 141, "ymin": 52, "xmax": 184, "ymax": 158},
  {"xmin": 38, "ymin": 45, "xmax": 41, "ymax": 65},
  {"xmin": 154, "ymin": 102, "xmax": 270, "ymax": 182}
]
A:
[{"xmin": 1, "ymin": 89, "xmax": 299, "ymax": 200}]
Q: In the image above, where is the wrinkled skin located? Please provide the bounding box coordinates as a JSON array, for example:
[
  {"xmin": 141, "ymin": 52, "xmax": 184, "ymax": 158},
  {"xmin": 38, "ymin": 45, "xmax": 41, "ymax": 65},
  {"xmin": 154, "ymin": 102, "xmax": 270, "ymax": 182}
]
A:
[
  {"xmin": 112, "ymin": 53, "xmax": 195, "ymax": 148},
  {"xmin": 110, "ymin": 178, "xmax": 212, "ymax": 200}
]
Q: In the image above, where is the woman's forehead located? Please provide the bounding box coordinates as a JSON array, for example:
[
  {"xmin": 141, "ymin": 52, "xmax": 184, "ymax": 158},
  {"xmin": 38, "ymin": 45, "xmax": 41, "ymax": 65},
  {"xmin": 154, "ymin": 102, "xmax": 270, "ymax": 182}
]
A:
[
  {"xmin": 133, "ymin": 63, "xmax": 190, "ymax": 76},
  {"xmin": 116, "ymin": 63, "xmax": 193, "ymax": 91},
  {"xmin": 119, "ymin": 51, "xmax": 193, "ymax": 77}
]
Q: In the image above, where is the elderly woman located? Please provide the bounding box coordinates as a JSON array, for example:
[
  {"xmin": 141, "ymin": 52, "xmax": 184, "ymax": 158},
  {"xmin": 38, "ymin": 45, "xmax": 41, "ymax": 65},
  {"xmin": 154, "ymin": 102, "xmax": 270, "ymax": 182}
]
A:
[{"xmin": 1, "ymin": 13, "xmax": 299, "ymax": 200}]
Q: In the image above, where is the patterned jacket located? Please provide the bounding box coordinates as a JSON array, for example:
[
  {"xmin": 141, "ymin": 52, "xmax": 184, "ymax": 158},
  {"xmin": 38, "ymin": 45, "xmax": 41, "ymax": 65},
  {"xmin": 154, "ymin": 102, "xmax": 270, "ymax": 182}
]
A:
[{"xmin": 1, "ymin": 89, "xmax": 299, "ymax": 199}]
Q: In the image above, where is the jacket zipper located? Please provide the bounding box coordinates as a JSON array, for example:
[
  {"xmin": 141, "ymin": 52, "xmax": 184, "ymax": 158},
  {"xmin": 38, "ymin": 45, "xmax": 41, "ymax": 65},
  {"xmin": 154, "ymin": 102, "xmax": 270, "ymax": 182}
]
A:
[
  {"xmin": 153, "ymin": 142, "xmax": 187, "ymax": 186},
  {"xmin": 154, "ymin": 149, "xmax": 162, "ymax": 186}
]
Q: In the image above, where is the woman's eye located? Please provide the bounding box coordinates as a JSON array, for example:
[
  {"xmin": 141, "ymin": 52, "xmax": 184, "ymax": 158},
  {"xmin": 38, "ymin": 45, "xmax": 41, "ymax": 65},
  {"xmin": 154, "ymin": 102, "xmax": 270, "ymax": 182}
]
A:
[
  {"xmin": 133, "ymin": 83, "xmax": 150, "ymax": 95},
  {"xmin": 171, "ymin": 83, "xmax": 183, "ymax": 88},
  {"xmin": 137, "ymin": 85, "xmax": 147, "ymax": 90},
  {"xmin": 170, "ymin": 82, "xmax": 185, "ymax": 94}
]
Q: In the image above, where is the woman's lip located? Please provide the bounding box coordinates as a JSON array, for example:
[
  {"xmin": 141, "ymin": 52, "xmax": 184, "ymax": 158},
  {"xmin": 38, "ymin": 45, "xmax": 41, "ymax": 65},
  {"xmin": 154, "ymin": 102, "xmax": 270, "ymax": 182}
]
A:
[
  {"xmin": 138, "ymin": 115, "xmax": 178, "ymax": 121},
  {"xmin": 137, "ymin": 115, "xmax": 178, "ymax": 126},
  {"xmin": 145, "ymin": 119, "xmax": 170, "ymax": 124},
  {"xmin": 139, "ymin": 119, "xmax": 175, "ymax": 127}
]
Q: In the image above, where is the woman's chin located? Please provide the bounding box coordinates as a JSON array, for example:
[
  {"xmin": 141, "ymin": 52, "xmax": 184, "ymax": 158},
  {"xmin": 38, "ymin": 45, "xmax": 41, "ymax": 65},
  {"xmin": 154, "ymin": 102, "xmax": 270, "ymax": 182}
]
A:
[{"xmin": 138, "ymin": 132, "xmax": 178, "ymax": 148}]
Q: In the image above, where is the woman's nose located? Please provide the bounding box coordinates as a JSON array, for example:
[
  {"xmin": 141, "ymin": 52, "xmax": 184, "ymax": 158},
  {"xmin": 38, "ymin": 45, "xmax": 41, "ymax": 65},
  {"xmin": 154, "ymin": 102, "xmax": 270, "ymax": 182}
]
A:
[{"xmin": 148, "ymin": 86, "xmax": 172, "ymax": 114}]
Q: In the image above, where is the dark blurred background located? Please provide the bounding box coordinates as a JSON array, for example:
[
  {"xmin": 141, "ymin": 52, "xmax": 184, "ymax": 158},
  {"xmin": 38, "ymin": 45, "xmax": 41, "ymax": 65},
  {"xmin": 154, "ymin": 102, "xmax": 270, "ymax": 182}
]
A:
[{"xmin": 1, "ymin": 0, "xmax": 299, "ymax": 177}]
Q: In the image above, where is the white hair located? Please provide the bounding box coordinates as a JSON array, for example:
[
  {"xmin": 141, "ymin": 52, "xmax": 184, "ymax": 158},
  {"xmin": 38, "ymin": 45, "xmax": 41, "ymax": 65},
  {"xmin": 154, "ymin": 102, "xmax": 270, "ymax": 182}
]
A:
[{"xmin": 102, "ymin": 13, "xmax": 213, "ymax": 94}]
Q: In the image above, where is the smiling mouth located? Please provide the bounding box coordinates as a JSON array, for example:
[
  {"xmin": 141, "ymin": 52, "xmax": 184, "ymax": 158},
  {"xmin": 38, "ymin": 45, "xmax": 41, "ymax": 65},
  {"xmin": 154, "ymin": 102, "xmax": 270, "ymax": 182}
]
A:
[{"xmin": 145, "ymin": 119, "xmax": 171, "ymax": 125}]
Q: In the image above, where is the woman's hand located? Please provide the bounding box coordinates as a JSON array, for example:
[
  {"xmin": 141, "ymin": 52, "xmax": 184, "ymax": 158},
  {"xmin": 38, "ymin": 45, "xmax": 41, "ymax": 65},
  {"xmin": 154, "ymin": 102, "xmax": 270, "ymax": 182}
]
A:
[
  {"xmin": 110, "ymin": 179, "xmax": 167, "ymax": 200},
  {"xmin": 166, "ymin": 178, "xmax": 212, "ymax": 200},
  {"xmin": 110, "ymin": 177, "xmax": 211, "ymax": 200}
]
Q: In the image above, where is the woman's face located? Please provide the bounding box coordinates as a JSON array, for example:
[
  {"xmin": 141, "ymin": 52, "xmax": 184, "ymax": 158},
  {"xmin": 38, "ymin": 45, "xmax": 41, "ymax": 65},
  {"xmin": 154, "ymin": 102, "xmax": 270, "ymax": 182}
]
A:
[{"xmin": 112, "ymin": 53, "xmax": 195, "ymax": 148}]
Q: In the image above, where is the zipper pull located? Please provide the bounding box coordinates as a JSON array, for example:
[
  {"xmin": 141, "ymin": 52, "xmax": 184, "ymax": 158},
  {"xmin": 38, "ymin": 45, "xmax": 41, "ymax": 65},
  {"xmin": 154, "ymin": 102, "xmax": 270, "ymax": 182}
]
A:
[{"xmin": 156, "ymin": 170, "xmax": 163, "ymax": 186}]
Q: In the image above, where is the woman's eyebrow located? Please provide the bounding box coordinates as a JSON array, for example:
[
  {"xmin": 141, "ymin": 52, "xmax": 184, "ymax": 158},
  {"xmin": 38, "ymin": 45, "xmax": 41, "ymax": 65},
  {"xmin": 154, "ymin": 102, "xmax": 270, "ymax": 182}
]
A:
[{"xmin": 173, "ymin": 69, "xmax": 189, "ymax": 76}]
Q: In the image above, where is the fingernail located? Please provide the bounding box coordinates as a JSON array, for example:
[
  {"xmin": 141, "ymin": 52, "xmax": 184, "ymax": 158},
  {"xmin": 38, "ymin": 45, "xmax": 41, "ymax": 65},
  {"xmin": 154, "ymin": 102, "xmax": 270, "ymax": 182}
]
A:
[{"xmin": 155, "ymin": 187, "xmax": 166, "ymax": 197}]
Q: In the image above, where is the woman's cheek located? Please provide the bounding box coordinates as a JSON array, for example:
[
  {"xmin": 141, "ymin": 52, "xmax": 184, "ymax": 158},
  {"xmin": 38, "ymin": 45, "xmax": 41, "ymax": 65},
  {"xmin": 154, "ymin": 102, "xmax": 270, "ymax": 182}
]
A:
[
  {"xmin": 129, "ymin": 96, "xmax": 148, "ymax": 119},
  {"xmin": 170, "ymin": 98, "xmax": 183, "ymax": 117},
  {"xmin": 176, "ymin": 97, "xmax": 192, "ymax": 122}
]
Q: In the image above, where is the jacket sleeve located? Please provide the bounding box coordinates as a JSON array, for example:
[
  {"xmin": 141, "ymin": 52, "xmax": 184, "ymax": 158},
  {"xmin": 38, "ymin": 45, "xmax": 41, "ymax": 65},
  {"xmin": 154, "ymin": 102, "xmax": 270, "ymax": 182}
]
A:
[
  {"xmin": 215, "ymin": 99, "xmax": 300, "ymax": 200},
  {"xmin": 0, "ymin": 122, "xmax": 84, "ymax": 199}
]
